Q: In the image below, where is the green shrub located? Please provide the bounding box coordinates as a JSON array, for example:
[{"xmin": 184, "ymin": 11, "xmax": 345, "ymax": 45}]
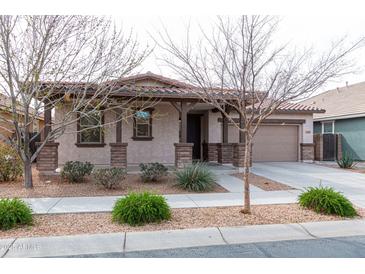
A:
[
  {"xmin": 0, "ymin": 198, "xmax": 33, "ymax": 230},
  {"xmin": 0, "ymin": 143, "xmax": 23, "ymax": 182},
  {"xmin": 139, "ymin": 162, "xmax": 168, "ymax": 183},
  {"xmin": 298, "ymin": 186, "xmax": 357, "ymax": 217},
  {"xmin": 92, "ymin": 167, "xmax": 127, "ymax": 189},
  {"xmin": 61, "ymin": 161, "xmax": 94, "ymax": 183},
  {"xmin": 112, "ymin": 192, "xmax": 171, "ymax": 226},
  {"xmin": 337, "ymin": 152, "xmax": 355, "ymax": 169},
  {"xmin": 175, "ymin": 162, "xmax": 216, "ymax": 192}
]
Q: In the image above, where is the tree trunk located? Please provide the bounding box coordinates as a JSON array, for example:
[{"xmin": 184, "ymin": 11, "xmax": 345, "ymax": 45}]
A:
[
  {"xmin": 241, "ymin": 141, "xmax": 251, "ymax": 214},
  {"xmin": 24, "ymin": 159, "xmax": 33, "ymax": 189}
]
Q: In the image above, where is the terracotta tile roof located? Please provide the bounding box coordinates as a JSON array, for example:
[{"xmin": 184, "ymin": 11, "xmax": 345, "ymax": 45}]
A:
[
  {"xmin": 111, "ymin": 71, "xmax": 195, "ymax": 88},
  {"xmin": 301, "ymin": 81, "xmax": 365, "ymax": 120},
  {"xmin": 39, "ymin": 72, "xmax": 324, "ymax": 113},
  {"xmin": 276, "ymin": 102, "xmax": 325, "ymax": 113}
]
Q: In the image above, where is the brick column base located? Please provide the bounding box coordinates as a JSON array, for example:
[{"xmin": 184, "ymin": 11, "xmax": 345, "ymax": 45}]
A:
[
  {"xmin": 174, "ymin": 143, "xmax": 193, "ymax": 169},
  {"xmin": 218, "ymin": 143, "xmax": 233, "ymax": 164},
  {"xmin": 300, "ymin": 143, "xmax": 315, "ymax": 162},
  {"xmin": 36, "ymin": 142, "xmax": 59, "ymax": 175},
  {"xmin": 233, "ymin": 143, "xmax": 253, "ymax": 167},
  {"xmin": 110, "ymin": 143, "xmax": 128, "ymax": 168},
  {"xmin": 205, "ymin": 143, "xmax": 219, "ymax": 162}
]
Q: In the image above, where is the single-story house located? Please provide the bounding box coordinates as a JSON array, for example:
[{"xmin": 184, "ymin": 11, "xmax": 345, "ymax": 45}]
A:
[
  {"xmin": 36, "ymin": 72, "xmax": 324, "ymax": 174},
  {"xmin": 301, "ymin": 81, "xmax": 365, "ymax": 161}
]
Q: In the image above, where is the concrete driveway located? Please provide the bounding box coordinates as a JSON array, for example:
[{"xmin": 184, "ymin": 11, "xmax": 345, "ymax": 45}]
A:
[{"xmin": 252, "ymin": 162, "xmax": 365, "ymax": 207}]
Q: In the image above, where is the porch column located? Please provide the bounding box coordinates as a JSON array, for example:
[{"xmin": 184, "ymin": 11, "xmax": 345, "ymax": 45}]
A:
[
  {"xmin": 43, "ymin": 100, "xmax": 52, "ymax": 141},
  {"xmin": 37, "ymin": 101, "xmax": 59, "ymax": 175},
  {"xmin": 172, "ymin": 101, "xmax": 196, "ymax": 168},
  {"xmin": 110, "ymin": 108, "xmax": 128, "ymax": 168},
  {"xmin": 218, "ymin": 107, "xmax": 233, "ymax": 164}
]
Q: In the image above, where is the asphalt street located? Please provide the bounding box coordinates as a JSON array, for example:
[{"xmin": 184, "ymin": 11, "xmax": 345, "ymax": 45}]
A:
[{"xmin": 59, "ymin": 235, "xmax": 365, "ymax": 258}]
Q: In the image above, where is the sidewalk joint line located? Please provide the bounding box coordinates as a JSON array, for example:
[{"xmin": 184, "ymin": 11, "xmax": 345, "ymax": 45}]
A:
[
  {"xmin": 123, "ymin": 232, "xmax": 127, "ymax": 255},
  {"xmin": 297, "ymin": 223, "xmax": 318, "ymax": 239},
  {"xmin": 2, "ymin": 237, "xmax": 17, "ymax": 258},
  {"xmin": 216, "ymin": 227, "xmax": 229, "ymax": 245},
  {"xmin": 185, "ymin": 194, "xmax": 200, "ymax": 208},
  {"xmin": 46, "ymin": 198, "xmax": 63, "ymax": 214}
]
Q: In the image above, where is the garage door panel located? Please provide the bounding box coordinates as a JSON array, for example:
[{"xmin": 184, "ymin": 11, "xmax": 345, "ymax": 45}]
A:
[{"xmin": 253, "ymin": 125, "xmax": 298, "ymax": 162}]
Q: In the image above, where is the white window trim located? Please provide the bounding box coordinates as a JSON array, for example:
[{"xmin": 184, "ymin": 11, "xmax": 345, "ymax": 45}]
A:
[{"xmin": 321, "ymin": 120, "xmax": 335, "ymax": 134}]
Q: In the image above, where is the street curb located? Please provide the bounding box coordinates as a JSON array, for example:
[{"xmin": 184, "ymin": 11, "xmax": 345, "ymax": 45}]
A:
[{"xmin": 2, "ymin": 219, "xmax": 365, "ymax": 257}]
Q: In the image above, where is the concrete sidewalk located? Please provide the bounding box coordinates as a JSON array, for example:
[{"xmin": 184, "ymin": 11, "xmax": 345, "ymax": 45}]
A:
[
  {"xmin": 2, "ymin": 219, "xmax": 365, "ymax": 257},
  {"xmin": 22, "ymin": 170, "xmax": 300, "ymax": 214},
  {"xmin": 23, "ymin": 190, "xmax": 300, "ymax": 214}
]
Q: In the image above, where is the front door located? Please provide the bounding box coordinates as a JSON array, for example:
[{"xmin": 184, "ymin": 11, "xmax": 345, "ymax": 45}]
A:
[{"xmin": 187, "ymin": 114, "xmax": 201, "ymax": 160}]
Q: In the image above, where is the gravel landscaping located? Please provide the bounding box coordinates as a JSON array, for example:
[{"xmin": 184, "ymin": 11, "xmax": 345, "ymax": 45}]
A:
[
  {"xmin": 0, "ymin": 167, "xmax": 227, "ymax": 198},
  {"xmin": 1, "ymin": 204, "xmax": 363, "ymax": 238},
  {"xmin": 232, "ymin": 173, "xmax": 296, "ymax": 191}
]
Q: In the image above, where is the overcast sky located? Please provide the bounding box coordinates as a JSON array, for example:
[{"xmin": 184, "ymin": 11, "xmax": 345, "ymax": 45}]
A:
[{"xmin": 115, "ymin": 15, "xmax": 365, "ymax": 94}]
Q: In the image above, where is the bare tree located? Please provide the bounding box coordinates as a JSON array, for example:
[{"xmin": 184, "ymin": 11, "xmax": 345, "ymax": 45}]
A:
[
  {"xmin": 0, "ymin": 15, "xmax": 151, "ymax": 188},
  {"xmin": 155, "ymin": 15, "xmax": 364, "ymax": 213}
]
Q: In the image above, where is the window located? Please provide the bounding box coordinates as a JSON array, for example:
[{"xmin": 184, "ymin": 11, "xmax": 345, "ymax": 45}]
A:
[
  {"xmin": 77, "ymin": 111, "xmax": 104, "ymax": 146},
  {"xmin": 133, "ymin": 109, "xmax": 153, "ymax": 140},
  {"xmin": 322, "ymin": 121, "xmax": 334, "ymax": 134}
]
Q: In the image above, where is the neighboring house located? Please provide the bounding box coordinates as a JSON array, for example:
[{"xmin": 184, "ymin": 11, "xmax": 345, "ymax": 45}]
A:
[
  {"xmin": 0, "ymin": 93, "xmax": 45, "ymax": 141},
  {"xmin": 301, "ymin": 82, "xmax": 365, "ymax": 161},
  {"xmin": 36, "ymin": 72, "xmax": 323, "ymax": 174}
]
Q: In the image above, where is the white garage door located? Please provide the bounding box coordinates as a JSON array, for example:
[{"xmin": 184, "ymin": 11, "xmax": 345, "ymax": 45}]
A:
[{"xmin": 253, "ymin": 125, "xmax": 299, "ymax": 162}]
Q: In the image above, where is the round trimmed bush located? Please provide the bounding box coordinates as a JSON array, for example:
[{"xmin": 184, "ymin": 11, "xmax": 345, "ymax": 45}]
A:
[
  {"xmin": 175, "ymin": 162, "xmax": 216, "ymax": 192},
  {"xmin": 298, "ymin": 186, "xmax": 357, "ymax": 217},
  {"xmin": 92, "ymin": 167, "xmax": 126, "ymax": 189},
  {"xmin": 112, "ymin": 192, "xmax": 171, "ymax": 226},
  {"xmin": 0, "ymin": 143, "xmax": 23, "ymax": 182},
  {"xmin": 139, "ymin": 162, "xmax": 168, "ymax": 183},
  {"xmin": 0, "ymin": 198, "xmax": 33, "ymax": 230},
  {"xmin": 61, "ymin": 161, "xmax": 94, "ymax": 183}
]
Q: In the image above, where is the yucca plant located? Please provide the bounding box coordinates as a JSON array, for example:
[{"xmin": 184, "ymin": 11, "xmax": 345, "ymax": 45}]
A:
[
  {"xmin": 337, "ymin": 152, "xmax": 355, "ymax": 169},
  {"xmin": 298, "ymin": 186, "xmax": 357, "ymax": 217},
  {"xmin": 175, "ymin": 162, "xmax": 216, "ymax": 192}
]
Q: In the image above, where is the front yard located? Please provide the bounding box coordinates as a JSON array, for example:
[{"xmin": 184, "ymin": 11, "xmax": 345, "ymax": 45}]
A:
[
  {"xmin": 2, "ymin": 204, "xmax": 363, "ymax": 239},
  {"xmin": 0, "ymin": 166, "xmax": 227, "ymax": 198}
]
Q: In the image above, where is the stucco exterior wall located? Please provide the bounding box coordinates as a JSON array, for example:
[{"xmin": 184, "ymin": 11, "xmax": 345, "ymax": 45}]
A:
[
  {"xmin": 123, "ymin": 102, "xmax": 179, "ymax": 165},
  {"xmin": 55, "ymin": 104, "xmax": 115, "ymax": 166},
  {"xmin": 55, "ymin": 102, "xmax": 179, "ymax": 167},
  {"xmin": 207, "ymin": 111, "xmax": 222, "ymax": 143}
]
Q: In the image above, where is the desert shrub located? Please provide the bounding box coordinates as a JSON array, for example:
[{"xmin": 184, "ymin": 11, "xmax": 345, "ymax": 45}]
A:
[
  {"xmin": 0, "ymin": 143, "xmax": 23, "ymax": 182},
  {"xmin": 139, "ymin": 162, "xmax": 168, "ymax": 183},
  {"xmin": 112, "ymin": 192, "xmax": 171, "ymax": 226},
  {"xmin": 92, "ymin": 167, "xmax": 127, "ymax": 189},
  {"xmin": 0, "ymin": 198, "xmax": 33, "ymax": 230},
  {"xmin": 298, "ymin": 186, "xmax": 357, "ymax": 217},
  {"xmin": 337, "ymin": 152, "xmax": 355, "ymax": 169},
  {"xmin": 175, "ymin": 162, "xmax": 216, "ymax": 192},
  {"xmin": 61, "ymin": 161, "xmax": 94, "ymax": 183}
]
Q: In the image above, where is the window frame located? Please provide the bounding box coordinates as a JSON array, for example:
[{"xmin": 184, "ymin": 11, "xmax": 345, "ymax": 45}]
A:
[
  {"xmin": 321, "ymin": 120, "xmax": 335, "ymax": 134},
  {"xmin": 132, "ymin": 108, "xmax": 154, "ymax": 141},
  {"xmin": 76, "ymin": 110, "xmax": 105, "ymax": 147}
]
